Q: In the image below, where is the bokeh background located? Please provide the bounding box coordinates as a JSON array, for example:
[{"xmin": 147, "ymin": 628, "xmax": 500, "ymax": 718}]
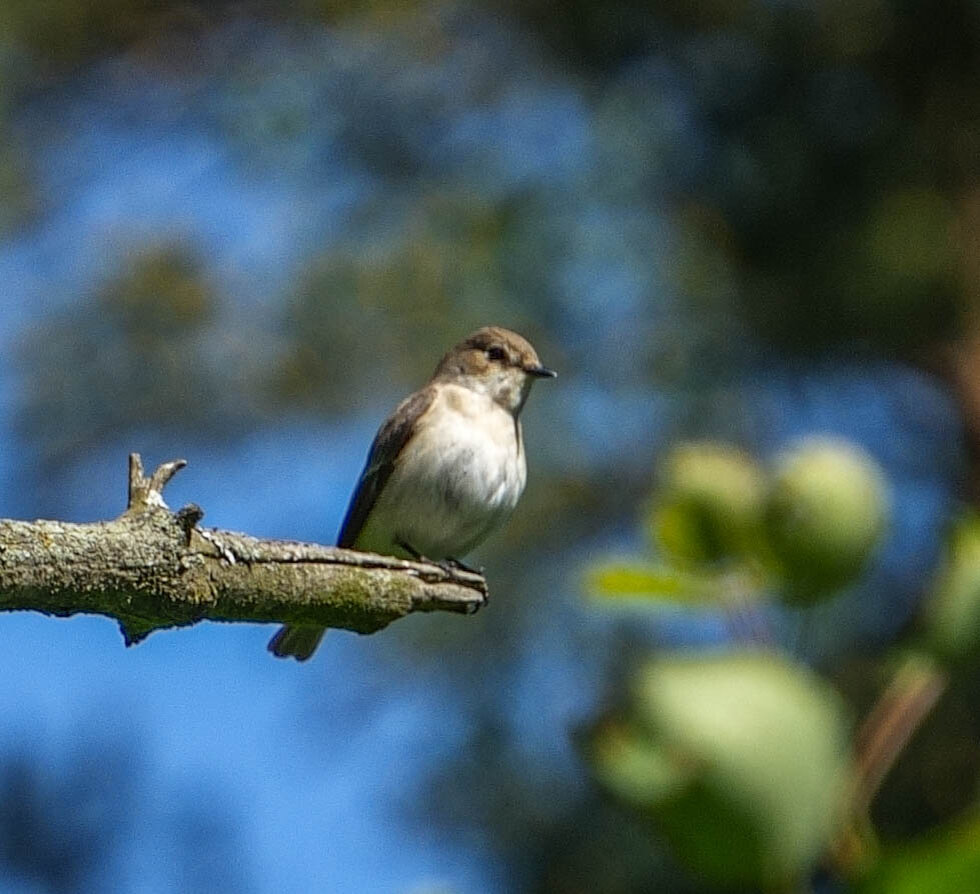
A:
[{"xmin": 2, "ymin": 1, "xmax": 980, "ymax": 891}]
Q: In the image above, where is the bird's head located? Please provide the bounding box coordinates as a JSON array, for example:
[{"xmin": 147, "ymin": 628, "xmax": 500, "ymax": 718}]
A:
[{"xmin": 433, "ymin": 326, "xmax": 556, "ymax": 413}]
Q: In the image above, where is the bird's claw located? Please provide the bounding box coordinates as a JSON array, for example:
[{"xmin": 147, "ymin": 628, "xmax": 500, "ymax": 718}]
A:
[
  {"xmin": 396, "ymin": 540, "xmax": 483, "ymax": 576},
  {"xmin": 442, "ymin": 556, "xmax": 484, "ymax": 576}
]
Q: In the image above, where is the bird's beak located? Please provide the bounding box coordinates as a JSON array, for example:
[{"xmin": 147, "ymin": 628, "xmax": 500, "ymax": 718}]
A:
[{"xmin": 525, "ymin": 363, "xmax": 557, "ymax": 379}]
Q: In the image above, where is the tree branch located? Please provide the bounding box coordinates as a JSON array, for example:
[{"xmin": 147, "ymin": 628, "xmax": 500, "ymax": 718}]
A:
[
  {"xmin": 829, "ymin": 652, "xmax": 948, "ymax": 875},
  {"xmin": 850, "ymin": 653, "xmax": 948, "ymax": 817},
  {"xmin": 0, "ymin": 454, "xmax": 488, "ymax": 647}
]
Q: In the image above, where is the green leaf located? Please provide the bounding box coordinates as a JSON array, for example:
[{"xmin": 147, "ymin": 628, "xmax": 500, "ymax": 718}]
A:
[
  {"xmin": 926, "ymin": 513, "xmax": 980, "ymax": 664},
  {"xmin": 586, "ymin": 561, "xmax": 716, "ymax": 604},
  {"xmin": 858, "ymin": 813, "xmax": 980, "ymax": 894},
  {"xmin": 590, "ymin": 720, "xmax": 693, "ymax": 807},
  {"xmin": 591, "ymin": 652, "xmax": 850, "ymax": 889}
]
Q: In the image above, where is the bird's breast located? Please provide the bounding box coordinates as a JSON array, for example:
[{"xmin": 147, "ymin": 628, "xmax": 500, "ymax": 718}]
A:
[{"xmin": 361, "ymin": 385, "xmax": 526, "ymax": 558}]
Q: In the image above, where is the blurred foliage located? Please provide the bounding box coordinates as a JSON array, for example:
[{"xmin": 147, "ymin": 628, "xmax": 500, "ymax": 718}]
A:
[
  {"xmin": 587, "ymin": 562, "xmax": 716, "ymax": 605},
  {"xmin": 0, "ymin": 138, "xmax": 40, "ymax": 237},
  {"xmin": 3, "ymin": 1, "xmax": 980, "ymax": 368},
  {"xmin": 100, "ymin": 241, "xmax": 213, "ymax": 337},
  {"xmin": 15, "ymin": 239, "xmax": 264, "ymax": 470},
  {"xmin": 765, "ymin": 440, "xmax": 890, "ymax": 603},
  {"xmin": 856, "ymin": 812, "xmax": 980, "ymax": 894},
  {"xmin": 272, "ymin": 190, "xmax": 527, "ymax": 411},
  {"xmin": 591, "ymin": 653, "xmax": 849, "ymax": 889},
  {"xmin": 592, "ymin": 438, "xmax": 890, "ymax": 609},
  {"xmin": 0, "ymin": 0, "xmax": 233, "ymax": 76},
  {"xmin": 926, "ymin": 513, "xmax": 980, "ymax": 665},
  {"xmin": 651, "ymin": 442, "xmax": 766, "ymax": 567},
  {"xmin": 586, "ymin": 440, "xmax": 980, "ymax": 890},
  {"xmin": 512, "ymin": 0, "xmax": 979, "ymax": 356},
  {"xmin": 869, "ymin": 660, "xmax": 980, "ymax": 841}
]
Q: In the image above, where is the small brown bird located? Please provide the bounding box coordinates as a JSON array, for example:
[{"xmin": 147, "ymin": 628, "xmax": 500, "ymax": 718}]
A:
[{"xmin": 268, "ymin": 326, "xmax": 556, "ymax": 660}]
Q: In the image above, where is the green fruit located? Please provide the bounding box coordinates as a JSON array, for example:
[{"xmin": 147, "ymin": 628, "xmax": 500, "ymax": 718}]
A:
[
  {"xmin": 651, "ymin": 442, "xmax": 766, "ymax": 567},
  {"xmin": 765, "ymin": 439, "xmax": 889, "ymax": 603}
]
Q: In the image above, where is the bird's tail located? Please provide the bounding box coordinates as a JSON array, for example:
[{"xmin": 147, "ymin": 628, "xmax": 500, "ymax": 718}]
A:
[{"xmin": 267, "ymin": 624, "xmax": 326, "ymax": 661}]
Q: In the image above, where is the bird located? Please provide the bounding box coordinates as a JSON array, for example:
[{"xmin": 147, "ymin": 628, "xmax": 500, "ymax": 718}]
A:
[{"xmin": 268, "ymin": 326, "xmax": 556, "ymax": 661}]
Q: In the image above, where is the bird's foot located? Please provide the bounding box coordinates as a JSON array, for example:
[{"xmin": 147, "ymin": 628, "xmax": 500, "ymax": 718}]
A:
[
  {"xmin": 395, "ymin": 539, "xmax": 423, "ymax": 561},
  {"xmin": 396, "ymin": 540, "xmax": 483, "ymax": 576},
  {"xmin": 442, "ymin": 556, "xmax": 484, "ymax": 576}
]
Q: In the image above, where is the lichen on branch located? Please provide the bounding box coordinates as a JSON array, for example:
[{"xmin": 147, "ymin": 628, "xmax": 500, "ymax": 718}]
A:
[{"xmin": 0, "ymin": 454, "xmax": 487, "ymax": 647}]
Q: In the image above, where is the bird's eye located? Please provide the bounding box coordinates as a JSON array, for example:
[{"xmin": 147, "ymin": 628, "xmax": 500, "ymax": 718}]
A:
[{"xmin": 486, "ymin": 346, "xmax": 507, "ymax": 362}]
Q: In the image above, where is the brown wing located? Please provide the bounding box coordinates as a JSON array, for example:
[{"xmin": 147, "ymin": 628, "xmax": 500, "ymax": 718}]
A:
[{"xmin": 336, "ymin": 386, "xmax": 436, "ymax": 548}]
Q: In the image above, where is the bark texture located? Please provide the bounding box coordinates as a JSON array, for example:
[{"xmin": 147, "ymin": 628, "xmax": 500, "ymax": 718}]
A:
[{"xmin": 0, "ymin": 455, "xmax": 487, "ymax": 646}]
